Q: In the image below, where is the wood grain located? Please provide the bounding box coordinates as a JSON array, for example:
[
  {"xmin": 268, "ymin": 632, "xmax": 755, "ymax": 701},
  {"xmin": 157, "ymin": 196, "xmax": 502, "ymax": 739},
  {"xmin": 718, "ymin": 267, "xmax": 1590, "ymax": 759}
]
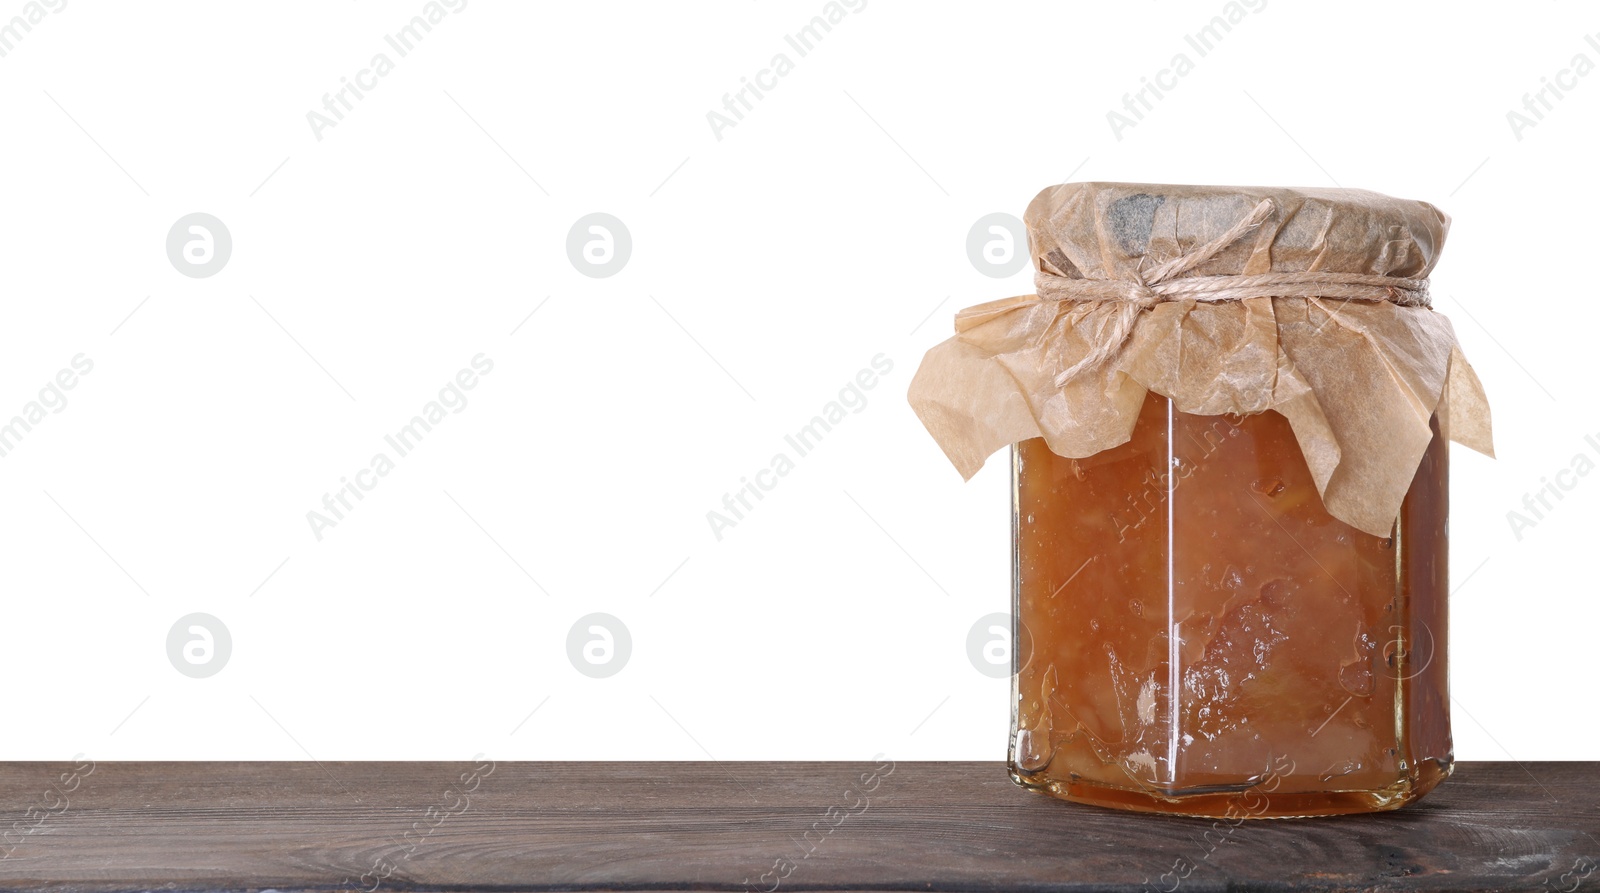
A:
[{"xmin": 0, "ymin": 761, "xmax": 1595, "ymax": 892}]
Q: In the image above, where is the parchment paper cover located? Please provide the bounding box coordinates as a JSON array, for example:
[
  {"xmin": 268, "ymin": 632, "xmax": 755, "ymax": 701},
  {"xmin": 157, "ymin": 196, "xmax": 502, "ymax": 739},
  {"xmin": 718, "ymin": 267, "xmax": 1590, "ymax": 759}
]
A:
[{"xmin": 908, "ymin": 182, "xmax": 1493, "ymax": 536}]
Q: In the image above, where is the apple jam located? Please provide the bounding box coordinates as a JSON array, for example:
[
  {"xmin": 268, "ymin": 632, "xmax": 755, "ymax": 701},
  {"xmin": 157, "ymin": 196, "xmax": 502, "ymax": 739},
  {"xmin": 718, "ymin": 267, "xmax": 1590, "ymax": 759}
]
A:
[{"xmin": 1009, "ymin": 390, "xmax": 1450, "ymax": 817}]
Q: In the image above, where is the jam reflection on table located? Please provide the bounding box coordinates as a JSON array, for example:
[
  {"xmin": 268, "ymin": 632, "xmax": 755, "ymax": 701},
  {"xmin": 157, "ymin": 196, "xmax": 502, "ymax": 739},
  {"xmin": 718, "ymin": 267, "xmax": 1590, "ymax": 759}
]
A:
[{"xmin": 1010, "ymin": 391, "xmax": 1449, "ymax": 817}]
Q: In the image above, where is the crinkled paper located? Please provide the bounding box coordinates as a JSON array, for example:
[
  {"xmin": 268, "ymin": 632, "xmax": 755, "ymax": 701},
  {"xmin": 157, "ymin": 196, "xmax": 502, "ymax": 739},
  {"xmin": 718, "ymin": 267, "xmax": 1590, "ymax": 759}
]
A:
[{"xmin": 909, "ymin": 182, "xmax": 1493, "ymax": 536}]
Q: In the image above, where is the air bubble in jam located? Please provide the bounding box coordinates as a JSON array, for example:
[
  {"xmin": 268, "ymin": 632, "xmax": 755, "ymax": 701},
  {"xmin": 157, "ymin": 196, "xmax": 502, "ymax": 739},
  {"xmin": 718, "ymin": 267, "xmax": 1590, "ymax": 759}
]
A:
[
  {"xmin": 1339, "ymin": 628, "xmax": 1379, "ymax": 698},
  {"xmin": 1010, "ymin": 392, "xmax": 1451, "ymax": 817},
  {"xmin": 1252, "ymin": 478, "xmax": 1286, "ymax": 498}
]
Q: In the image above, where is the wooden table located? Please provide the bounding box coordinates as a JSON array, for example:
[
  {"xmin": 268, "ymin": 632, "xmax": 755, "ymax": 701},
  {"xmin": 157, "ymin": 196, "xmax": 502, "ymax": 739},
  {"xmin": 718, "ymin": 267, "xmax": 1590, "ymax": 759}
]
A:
[{"xmin": 1, "ymin": 761, "xmax": 1595, "ymax": 892}]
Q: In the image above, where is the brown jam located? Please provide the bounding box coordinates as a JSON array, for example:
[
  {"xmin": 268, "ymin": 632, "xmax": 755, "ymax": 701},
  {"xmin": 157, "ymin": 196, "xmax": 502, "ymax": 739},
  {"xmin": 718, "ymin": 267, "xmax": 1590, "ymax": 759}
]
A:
[{"xmin": 1010, "ymin": 391, "xmax": 1450, "ymax": 818}]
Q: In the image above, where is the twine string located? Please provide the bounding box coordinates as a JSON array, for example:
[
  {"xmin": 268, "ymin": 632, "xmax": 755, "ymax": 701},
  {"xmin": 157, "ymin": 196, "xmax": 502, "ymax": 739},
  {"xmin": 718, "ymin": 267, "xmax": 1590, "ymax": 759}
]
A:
[{"xmin": 1039, "ymin": 198, "xmax": 1431, "ymax": 387}]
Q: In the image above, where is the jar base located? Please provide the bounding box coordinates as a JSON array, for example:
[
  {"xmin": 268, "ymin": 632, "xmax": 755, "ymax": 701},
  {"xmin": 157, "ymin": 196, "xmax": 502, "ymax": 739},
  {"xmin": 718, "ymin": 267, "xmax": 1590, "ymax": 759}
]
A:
[{"xmin": 1008, "ymin": 758, "xmax": 1453, "ymax": 819}]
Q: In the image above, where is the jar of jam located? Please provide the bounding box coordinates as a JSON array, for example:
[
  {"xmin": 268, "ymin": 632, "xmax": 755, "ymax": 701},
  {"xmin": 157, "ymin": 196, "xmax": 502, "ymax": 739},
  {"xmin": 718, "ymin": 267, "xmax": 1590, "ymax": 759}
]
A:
[{"xmin": 910, "ymin": 183, "xmax": 1493, "ymax": 817}]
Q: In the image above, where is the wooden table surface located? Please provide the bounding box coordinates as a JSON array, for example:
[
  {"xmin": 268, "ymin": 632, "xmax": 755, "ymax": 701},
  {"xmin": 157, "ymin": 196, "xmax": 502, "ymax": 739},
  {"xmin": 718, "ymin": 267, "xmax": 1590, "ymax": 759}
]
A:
[{"xmin": 0, "ymin": 761, "xmax": 1595, "ymax": 892}]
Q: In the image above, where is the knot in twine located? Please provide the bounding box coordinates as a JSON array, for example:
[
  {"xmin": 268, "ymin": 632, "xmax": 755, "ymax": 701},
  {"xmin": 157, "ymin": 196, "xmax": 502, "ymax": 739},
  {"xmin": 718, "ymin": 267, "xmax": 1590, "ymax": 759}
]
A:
[{"xmin": 1038, "ymin": 198, "xmax": 1432, "ymax": 387}]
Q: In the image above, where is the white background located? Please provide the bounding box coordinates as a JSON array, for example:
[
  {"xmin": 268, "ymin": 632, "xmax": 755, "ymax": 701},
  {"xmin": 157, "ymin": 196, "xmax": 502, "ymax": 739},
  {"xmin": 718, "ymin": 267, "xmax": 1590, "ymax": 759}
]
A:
[{"xmin": 0, "ymin": 0, "xmax": 1594, "ymax": 763}]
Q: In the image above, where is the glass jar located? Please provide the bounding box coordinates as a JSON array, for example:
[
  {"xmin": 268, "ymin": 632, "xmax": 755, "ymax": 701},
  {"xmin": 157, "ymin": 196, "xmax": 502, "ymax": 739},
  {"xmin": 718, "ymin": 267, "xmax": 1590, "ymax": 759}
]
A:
[
  {"xmin": 908, "ymin": 182, "xmax": 1492, "ymax": 819},
  {"xmin": 1008, "ymin": 391, "xmax": 1450, "ymax": 818}
]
